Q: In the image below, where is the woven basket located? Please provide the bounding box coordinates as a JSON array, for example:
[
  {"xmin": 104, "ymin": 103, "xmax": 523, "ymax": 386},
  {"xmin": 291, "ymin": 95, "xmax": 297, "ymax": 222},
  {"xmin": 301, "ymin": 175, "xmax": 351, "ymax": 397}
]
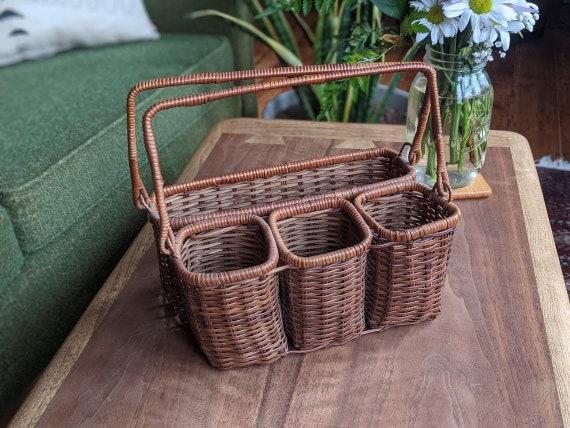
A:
[
  {"xmin": 268, "ymin": 198, "xmax": 372, "ymax": 351},
  {"xmin": 172, "ymin": 214, "xmax": 288, "ymax": 369},
  {"xmin": 127, "ymin": 63, "xmax": 437, "ymax": 317},
  {"xmin": 353, "ymin": 182, "xmax": 461, "ymax": 330},
  {"xmin": 126, "ymin": 61, "xmax": 459, "ymax": 368}
]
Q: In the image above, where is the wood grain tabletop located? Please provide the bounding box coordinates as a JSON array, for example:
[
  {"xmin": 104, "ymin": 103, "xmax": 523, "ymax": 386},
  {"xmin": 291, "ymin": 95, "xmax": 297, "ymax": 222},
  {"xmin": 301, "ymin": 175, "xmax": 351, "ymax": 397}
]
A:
[{"xmin": 11, "ymin": 120, "xmax": 570, "ymax": 427}]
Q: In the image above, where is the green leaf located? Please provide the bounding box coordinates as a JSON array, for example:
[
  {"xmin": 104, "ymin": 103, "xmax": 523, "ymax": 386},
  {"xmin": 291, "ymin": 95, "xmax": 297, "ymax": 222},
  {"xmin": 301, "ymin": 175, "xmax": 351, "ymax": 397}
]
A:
[
  {"xmin": 401, "ymin": 10, "xmax": 428, "ymax": 36},
  {"xmin": 292, "ymin": 0, "xmax": 302, "ymax": 13},
  {"xmin": 369, "ymin": 0, "xmax": 407, "ymax": 20},
  {"xmin": 189, "ymin": 10, "xmax": 303, "ymax": 66},
  {"xmin": 254, "ymin": 4, "xmax": 285, "ymax": 19},
  {"xmin": 302, "ymin": 0, "xmax": 312, "ymax": 14},
  {"xmin": 316, "ymin": 0, "xmax": 334, "ymax": 13},
  {"xmin": 356, "ymin": 76, "xmax": 369, "ymax": 93},
  {"xmin": 344, "ymin": 49, "xmax": 381, "ymax": 63}
]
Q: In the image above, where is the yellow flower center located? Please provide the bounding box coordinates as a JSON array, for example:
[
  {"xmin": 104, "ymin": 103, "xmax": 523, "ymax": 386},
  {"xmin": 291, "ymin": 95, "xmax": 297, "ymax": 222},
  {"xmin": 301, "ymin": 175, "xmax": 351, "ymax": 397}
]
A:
[
  {"xmin": 427, "ymin": 5, "xmax": 445, "ymax": 24},
  {"xmin": 469, "ymin": 0, "xmax": 493, "ymax": 14}
]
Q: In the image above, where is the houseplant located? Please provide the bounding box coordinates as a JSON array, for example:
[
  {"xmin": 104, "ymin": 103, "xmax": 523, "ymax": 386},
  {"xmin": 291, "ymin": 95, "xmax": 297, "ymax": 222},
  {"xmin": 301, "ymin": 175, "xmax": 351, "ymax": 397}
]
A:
[
  {"xmin": 404, "ymin": 0, "xmax": 540, "ymax": 187},
  {"xmin": 191, "ymin": 0, "xmax": 421, "ymax": 123}
]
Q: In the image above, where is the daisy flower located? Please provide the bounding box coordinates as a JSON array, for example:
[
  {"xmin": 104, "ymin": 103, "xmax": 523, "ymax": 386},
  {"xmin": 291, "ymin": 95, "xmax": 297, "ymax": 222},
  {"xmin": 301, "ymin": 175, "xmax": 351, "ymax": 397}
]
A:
[
  {"xmin": 443, "ymin": 0, "xmax": 517, "ymax": 43},
  {"xmin": 493, "ymin": 0, "xmax": 540, "ymax": 52},
  {"xmin": 410, "ymin": 0, "xmax": 459, "ymax": 45},
  {"xmin": 508, "ymin": 0, "xmax": 539, "ymax": 31}
]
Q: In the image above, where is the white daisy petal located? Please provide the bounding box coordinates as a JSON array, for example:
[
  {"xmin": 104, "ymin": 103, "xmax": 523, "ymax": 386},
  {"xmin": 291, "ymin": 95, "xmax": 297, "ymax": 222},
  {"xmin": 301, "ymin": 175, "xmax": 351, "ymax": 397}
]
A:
[
  {"xmin": 489, "ymin": 9, "xmax": 510, "ymax": 26},
  {"xmin": 410, "ymin": 0, "xmax": 428, "ymax": 11},
  {"xmin": 442, "ymin": 0, "xmax": 469, "ymax": 15},
  {"xmin": 443, "ymin": 4, "xmax": 466, "ymax": 18},
  {"xmin": 416, "ymin": 32, "xmax": 429, "ymax": 43},
  {"xmin": 420, "ymin": 0, "xmax": 436, "ymax": 8},
  {"xmin": 471, "ymin": 15, "xmax": 483, "ymax": 42},
  {"xmin": 459, "ymin": 11, "xmax": 471, "ymax": 30},
  {"xmin": 507, "ymin": 20, "xmax": 525, "ymax": 32},
  {"xmin": 441, "ymin": 21, "xmax": 455, "ymax": 37},
  {"xmin": 499, "ymin": 27, "xmax": 511, "ymax": 50},
  {"xmin": 430, "ymin": 25, "xmax": 440, "ymax": 44}
]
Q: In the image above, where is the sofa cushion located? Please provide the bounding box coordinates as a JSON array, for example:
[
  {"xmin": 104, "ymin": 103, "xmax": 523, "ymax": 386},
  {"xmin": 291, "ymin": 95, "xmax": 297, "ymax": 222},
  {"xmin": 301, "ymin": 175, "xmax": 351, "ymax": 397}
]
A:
[
  {"xmin": 0, "ymin": 33, "xmax": 237, "ymax": 253},
  {"xmin": 0, "ymin": 95, "xmax": 239, "ymax": 410},
  {"xmin": 0, "ymin": 205, "xmax": 23, "ymax": 287}
]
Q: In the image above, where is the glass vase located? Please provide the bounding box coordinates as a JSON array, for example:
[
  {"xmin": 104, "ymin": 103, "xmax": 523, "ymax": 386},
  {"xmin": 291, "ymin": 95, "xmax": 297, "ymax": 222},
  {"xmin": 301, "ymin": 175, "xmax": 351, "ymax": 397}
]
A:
[{"xmin": 405, "ymin": 45, "xmax": 494, "ymax": 188}]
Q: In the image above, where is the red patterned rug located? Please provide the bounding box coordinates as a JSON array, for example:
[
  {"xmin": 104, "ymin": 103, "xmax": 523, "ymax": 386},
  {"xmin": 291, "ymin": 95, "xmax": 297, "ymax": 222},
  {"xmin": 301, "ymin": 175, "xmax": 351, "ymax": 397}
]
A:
[{"xmin": 536, "ymin": 167, "xmax": 570, "ymax": 296}]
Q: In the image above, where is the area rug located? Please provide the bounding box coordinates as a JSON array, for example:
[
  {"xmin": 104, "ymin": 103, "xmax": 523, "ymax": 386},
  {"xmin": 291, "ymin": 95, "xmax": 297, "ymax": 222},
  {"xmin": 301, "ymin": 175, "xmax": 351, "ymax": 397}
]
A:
[{"xmin": 536, "ymin": 163, "xmax": 570, "ymax": 296}]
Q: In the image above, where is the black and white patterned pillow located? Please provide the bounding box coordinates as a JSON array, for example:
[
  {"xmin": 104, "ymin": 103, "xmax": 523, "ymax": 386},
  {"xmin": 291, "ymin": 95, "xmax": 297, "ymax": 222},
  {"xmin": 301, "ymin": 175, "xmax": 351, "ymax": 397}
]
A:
[{"xmin": 0, "ymin": 0, "xmax": 159, "ymax": 67}]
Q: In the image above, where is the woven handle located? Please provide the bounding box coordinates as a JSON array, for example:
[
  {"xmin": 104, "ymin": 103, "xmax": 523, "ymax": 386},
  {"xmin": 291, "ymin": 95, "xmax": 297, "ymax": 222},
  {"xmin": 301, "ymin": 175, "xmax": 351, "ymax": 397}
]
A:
[
  {"xmin": 128, "ymin": 63, "xmax": 436, "ymax": 204},
  {"xmin": 130, "ymin": 62, "xmax": 448, "ymax": 253}
]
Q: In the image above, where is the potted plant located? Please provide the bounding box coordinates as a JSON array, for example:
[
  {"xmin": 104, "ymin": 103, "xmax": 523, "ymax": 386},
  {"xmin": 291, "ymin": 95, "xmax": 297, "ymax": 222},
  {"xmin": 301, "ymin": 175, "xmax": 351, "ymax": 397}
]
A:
[{"xmin": 191, "ymin": 0, "xmax": 421, "ymax": 123}]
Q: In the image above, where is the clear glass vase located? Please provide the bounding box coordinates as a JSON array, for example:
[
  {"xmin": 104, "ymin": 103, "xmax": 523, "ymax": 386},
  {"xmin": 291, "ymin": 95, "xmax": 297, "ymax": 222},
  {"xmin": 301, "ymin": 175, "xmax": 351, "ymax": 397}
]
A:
[{"xmin": 405, "ymin": 45, "xmax": 494, "ymax": 188}]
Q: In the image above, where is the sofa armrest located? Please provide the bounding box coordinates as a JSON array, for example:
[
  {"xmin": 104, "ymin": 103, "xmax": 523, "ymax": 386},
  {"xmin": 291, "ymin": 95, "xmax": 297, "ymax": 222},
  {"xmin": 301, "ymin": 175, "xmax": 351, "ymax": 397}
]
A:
[{"xmin": 144, "ymin": 0, "xmax": 257, "ymax": 116}]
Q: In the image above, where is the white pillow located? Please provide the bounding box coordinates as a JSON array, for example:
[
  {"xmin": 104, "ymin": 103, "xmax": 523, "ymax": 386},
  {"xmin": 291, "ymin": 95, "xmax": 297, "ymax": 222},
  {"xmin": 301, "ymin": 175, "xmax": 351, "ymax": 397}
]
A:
[{"xmin": 0, "ymin": 0, "xmax": 159, "ymax": 67}]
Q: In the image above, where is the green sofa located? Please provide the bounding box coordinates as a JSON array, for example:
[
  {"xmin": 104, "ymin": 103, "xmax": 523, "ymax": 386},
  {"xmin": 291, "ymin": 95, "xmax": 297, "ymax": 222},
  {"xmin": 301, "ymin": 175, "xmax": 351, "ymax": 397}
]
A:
[{"xmin": 0, "ymin": 0, "xmax": 254, "ymax": 414}]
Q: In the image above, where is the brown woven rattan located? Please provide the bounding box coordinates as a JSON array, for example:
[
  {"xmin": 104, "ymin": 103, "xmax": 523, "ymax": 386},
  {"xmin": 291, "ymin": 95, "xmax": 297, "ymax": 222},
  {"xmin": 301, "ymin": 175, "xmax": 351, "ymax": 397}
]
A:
[
  {"xmin": 128, "ymin": 62, "xmax": 442, "ymax": 319},
  {"xmin": 268, "ymin": 198, "xmax": 372, "ymax": 351},
  {"xmin": 127, "ymin": 62, "xmax": 450, "ymax": 255},
  {"xmin": 126, "ymin": 62, "xmax": 459, "ymax": 368},
  {"xmin": 173, "ymin": 214, "xmax": 288, "ymax": 369},
  {"xmin": 353, "ymin": 182, "xmax": 461, "ymax": 330}
]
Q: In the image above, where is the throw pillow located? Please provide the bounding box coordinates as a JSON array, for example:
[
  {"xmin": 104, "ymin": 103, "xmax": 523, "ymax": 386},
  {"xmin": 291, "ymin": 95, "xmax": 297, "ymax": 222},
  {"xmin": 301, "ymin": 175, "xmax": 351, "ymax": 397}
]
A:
[{"xmin": 0, "ymin": 0, "xmax": 159, "ymax": 67}]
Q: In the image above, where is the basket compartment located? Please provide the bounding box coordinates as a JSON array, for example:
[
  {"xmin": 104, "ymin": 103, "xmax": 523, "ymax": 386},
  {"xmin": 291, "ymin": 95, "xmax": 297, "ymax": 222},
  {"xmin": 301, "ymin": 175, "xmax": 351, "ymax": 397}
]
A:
[
  {"xmin": 173, "ymin": 215, "xmax": 287, "ymax": 369},
  {"xmin": 269, "ymin": 199, "xmax": 372, "ymax": 351},
  {"xmin": 354, "ymin": 183, "xmax": 460, "ymax": 329},
  {"xmin": 158, "ymin": 149, "xmax": 414, "ymax": 227}
]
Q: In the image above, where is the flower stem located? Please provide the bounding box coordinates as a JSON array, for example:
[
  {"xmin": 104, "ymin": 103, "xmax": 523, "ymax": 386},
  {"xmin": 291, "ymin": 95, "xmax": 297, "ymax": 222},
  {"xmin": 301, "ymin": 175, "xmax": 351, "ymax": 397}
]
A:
[
  {"xmin": 426, "ymin": 141, "xmax": 437, "ymax": 181},
  {"xmin": 449, "ymin": 99, "xmax": 461, "ymax": 164},
  {"xmin": 458, "ymin": 100, "xmax": 472, "ymax": 172},
  {"xmin": 424, "ymin": 119, "xmax": 436, "ymax": 181}
]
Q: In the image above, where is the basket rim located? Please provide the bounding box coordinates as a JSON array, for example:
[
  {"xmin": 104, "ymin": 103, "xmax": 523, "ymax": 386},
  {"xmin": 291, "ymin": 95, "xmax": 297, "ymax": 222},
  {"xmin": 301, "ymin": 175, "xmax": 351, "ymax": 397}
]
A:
[
  {"xmin": 144, "ymin": 147, "xmax": 414, "ymax": 223},
  {"xmin": 268, "ymin": 197, "xmax": 372, "ymax": 269},
  {"xmin": 353, "ymin": 181, "xmax": 461, "ymax": 243},
  {"xmin": 173, "ymin": 214, "xmax": 279, "ymax": 287},
  {"xmin": 161, "ymin": 143, "xmax": 404, "ymax": 198}
]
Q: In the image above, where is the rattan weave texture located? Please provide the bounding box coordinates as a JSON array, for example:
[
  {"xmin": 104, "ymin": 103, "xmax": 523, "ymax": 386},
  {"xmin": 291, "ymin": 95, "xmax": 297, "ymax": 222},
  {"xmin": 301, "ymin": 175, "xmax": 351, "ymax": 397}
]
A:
[
  {"xmin": 127, "ymin": 62, "xmax": 460, "ymax": 369},
  {"xmin": 353, "ymin": 182, "xmax": 461, "ymax": 329},
  {"xmin": 269, "ymin": 198, "xmax": 372, "ymax": 351},
  {"xmin": 173, "ymin": 215, "xmax": 287, "ymax": 369}
]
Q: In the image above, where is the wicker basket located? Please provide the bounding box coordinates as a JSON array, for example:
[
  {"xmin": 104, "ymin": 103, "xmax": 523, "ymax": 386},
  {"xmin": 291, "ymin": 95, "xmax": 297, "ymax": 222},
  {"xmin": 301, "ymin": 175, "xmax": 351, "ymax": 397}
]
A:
[
  {"xmin": 172, "ymin": 214, "xmax": 288, "ymax": 369},
  {"xmin": 353, "ymin": 182, "xmax": 461, "ymax": 330},
  {"xmin": 268, "ymin": 198, "xmax": 372, "ymax": 351},
  {"xmin": 126, "ymin": 61, "xmax": 460, "ymax": 368},
  {"xmin": 127, "ymin": 63, "xmax": 437, "ymax": 318}
]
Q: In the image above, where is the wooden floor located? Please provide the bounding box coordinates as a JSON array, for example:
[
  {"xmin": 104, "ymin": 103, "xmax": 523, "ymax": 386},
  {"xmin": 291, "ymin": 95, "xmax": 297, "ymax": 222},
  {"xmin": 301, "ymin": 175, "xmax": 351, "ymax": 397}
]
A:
[{"xmin": 254, "ymin": 4, "xmax": 570, "ymax": 160}]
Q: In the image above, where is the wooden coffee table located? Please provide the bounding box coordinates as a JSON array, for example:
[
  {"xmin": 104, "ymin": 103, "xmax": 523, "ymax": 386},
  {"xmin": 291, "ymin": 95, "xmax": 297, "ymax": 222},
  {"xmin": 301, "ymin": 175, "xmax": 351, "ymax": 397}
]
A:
[{"xmin": 12, "ymin": 120, "xmax": 570, "ymax": 427}]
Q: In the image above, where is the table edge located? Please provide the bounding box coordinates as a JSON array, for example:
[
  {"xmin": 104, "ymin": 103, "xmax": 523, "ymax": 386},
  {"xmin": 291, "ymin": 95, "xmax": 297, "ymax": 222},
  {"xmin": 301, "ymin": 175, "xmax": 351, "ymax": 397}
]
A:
[{"xmin": 10, "ymin": 119, "xmax": 570, "ymax": 427}]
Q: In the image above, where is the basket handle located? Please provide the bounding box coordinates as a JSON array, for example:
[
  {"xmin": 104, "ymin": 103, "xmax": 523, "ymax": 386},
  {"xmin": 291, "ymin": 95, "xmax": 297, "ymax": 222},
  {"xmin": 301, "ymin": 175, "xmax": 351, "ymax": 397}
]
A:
[
  {"xmin": 127, "ymin": 62, "xmax": 433, "ymax": 207},
  {"xmin": 134, "ymin": 62, "xmax": 449, "ymax": 253}
]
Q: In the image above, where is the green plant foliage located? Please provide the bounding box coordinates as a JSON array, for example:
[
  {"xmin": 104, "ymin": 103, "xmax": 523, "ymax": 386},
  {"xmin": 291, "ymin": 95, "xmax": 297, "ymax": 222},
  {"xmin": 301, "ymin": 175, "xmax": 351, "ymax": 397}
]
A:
[
  {"xmin": 192, "ymin": 0, "xmax": 416, "ymax": 123},
  {"xmin": 400, "ymin": 10, "xmax": 429, "ymax": 37}
]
